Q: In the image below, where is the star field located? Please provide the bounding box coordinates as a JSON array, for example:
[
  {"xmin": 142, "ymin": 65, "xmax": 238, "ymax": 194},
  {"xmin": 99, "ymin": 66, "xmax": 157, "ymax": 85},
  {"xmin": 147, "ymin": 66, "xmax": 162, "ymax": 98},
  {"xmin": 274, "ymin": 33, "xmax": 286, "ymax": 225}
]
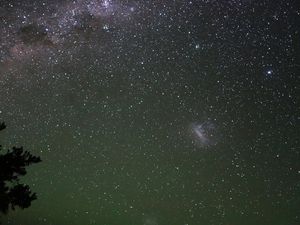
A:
[{"xmin": 0, "ymin": 0, "xmax": 299, "ymax": 225}]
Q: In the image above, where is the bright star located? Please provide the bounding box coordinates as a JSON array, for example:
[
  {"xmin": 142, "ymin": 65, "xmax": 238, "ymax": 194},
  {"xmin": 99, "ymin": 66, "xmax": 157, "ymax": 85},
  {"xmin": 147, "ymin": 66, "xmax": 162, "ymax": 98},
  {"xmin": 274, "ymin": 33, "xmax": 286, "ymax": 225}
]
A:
[{"xmin": 103, "ymin": 0, "xmax": 110, "ymax": 8}]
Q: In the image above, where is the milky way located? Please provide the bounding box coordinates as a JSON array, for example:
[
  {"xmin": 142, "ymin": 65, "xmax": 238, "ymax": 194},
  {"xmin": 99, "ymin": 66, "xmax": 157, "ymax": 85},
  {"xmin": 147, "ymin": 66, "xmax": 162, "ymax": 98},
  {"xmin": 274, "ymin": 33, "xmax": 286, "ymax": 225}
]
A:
[
  {"xmin": 0, "ymin": 0, "xmax": 299, "ymax": 225},
  {"xmin": 0, "ymin": 0, "xmax": 137, "ymax": 71}
]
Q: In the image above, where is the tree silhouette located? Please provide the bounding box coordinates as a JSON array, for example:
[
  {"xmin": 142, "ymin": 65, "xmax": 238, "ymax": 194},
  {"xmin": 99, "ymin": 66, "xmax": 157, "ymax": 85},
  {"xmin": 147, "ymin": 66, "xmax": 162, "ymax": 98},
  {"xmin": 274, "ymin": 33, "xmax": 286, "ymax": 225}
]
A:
[{"xmin": 0, "ymin": 122, "xmax": 41, "ymax": 214}]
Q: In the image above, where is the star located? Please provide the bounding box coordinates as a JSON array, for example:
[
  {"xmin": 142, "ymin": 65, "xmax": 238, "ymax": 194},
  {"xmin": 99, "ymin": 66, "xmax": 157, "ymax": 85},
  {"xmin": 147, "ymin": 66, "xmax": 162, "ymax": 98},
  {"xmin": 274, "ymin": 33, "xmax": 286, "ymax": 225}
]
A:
[{"xmin": 267, "ymin": 69, "xmax": 273, "ymax": 75}]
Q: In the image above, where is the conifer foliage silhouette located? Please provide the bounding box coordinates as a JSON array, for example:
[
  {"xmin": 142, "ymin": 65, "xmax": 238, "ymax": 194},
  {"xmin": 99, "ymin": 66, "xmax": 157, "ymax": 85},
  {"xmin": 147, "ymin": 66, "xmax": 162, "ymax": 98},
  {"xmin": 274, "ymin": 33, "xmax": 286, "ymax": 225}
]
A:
[{"xmin": 0, "ymin": 122, "xmax": 41, "ymax": 214}]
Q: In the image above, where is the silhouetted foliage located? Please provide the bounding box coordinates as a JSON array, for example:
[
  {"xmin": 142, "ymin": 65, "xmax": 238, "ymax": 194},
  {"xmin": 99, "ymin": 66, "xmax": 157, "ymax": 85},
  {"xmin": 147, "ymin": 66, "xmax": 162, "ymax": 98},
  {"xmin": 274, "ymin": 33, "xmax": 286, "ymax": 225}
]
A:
[
  {"xmin": 0, "ymin": 123, "xmax": 6, "ymax": 131},
  {"xmin": 0, "ymin": 122, "xmax": 41, "ymax": 214}
]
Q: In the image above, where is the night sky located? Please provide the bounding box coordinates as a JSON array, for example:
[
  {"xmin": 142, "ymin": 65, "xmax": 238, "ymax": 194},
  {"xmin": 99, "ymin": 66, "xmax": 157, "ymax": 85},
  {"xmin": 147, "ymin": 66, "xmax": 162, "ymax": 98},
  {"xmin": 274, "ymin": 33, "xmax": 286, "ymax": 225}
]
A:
[{"xmin": 0, "ymin": 0, "xmax": 300, "ymax": 224}]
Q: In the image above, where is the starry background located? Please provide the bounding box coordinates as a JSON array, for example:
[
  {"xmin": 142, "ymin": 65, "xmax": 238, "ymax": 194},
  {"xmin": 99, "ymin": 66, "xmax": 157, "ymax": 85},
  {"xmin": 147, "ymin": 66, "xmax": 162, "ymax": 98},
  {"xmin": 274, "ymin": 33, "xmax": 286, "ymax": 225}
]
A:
[{"xmin": 0, "ymin": 0, "xmax": 300, "ymax": 224}]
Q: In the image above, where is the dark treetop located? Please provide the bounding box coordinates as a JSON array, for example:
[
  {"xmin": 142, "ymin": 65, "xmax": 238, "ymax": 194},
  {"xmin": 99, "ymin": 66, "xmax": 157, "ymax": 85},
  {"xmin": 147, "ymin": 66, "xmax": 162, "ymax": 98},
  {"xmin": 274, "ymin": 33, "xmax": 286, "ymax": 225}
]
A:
[{"xmin": 0, "ymin": 123, "xmax": 41, "ymax": 214}]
